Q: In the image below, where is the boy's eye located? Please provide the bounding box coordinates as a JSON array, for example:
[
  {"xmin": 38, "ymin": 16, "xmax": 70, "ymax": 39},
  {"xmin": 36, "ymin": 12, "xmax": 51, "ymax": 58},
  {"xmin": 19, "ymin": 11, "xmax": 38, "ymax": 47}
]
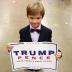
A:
[
  {"xmin": 37, "ymin": 17, "xmax": 40, "ymax": 19},
  {"xmin": 30, "ymin": 17, "xmax": 34, "ymax": 19},
  {"xmin": 29, "ymin": 17, "xmax": 41, "ymax": 19}
]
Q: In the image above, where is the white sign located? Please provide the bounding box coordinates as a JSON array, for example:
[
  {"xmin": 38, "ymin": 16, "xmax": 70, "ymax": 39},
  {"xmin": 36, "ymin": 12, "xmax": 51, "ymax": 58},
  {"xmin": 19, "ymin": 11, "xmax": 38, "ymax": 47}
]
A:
[{"xmin": 10, "ymin": 42, "xmax": 57, "ymax": 71}]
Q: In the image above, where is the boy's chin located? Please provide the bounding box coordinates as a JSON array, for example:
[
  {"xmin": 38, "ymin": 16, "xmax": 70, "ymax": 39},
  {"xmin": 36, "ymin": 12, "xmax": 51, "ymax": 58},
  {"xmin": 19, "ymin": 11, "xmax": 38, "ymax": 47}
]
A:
[{"xmin": 33, "ymin": 26, "xmax": 40, "ymax": 28}]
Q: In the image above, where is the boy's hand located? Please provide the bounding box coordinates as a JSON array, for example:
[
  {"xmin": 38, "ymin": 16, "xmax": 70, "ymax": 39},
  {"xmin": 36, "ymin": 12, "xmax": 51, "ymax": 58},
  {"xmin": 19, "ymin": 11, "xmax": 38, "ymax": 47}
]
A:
[
  {"xmin": 6, "ymin": 43, "xmax": 13, "ymax": 53},
  {"xmin": 56, "ymin": 50, "xmax": 62, "ymax": 60}
]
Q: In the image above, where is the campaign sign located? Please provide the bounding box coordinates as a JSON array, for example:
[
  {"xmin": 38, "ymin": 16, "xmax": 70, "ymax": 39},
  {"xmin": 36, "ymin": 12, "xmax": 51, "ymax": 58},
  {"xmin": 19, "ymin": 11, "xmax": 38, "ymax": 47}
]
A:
[{"xmin": 10, "ymin": 42, "xmax": 57, "ymax": 71}]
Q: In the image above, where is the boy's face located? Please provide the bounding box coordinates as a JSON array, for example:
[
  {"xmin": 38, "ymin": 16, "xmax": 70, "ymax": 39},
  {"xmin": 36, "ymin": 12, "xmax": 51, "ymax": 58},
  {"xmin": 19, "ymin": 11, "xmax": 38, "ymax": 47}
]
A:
[{"xmin": 27, "ymin": 13, "xmax": 42, "ymax": 29}]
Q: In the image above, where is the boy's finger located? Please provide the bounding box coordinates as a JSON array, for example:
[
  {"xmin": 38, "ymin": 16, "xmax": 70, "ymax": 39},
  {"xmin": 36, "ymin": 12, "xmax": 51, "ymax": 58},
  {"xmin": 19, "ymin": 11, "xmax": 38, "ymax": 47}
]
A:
[{"xmin": 56, "ymin": 52, "xmax": 62, "ymax": 59}]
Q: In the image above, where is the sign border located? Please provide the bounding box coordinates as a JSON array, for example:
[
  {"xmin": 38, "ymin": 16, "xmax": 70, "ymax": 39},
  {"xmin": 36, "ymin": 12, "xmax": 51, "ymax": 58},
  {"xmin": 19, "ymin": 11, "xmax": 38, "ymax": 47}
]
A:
[{"xmin": 10, "ymin": 42, "xmax": 57, "ymax": 71}]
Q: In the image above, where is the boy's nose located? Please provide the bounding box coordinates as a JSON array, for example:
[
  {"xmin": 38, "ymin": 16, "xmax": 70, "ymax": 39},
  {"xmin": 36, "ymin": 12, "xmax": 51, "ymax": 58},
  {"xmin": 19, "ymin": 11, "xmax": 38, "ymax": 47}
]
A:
[{"xmin": 33, "ymin": 19, "xmax": 37, "ymax": 23}]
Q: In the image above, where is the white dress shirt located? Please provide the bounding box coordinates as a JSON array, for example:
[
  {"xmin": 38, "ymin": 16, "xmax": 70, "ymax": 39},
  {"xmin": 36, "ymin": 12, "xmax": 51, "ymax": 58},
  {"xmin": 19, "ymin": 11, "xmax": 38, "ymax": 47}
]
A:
[{"xmin": 30, "ymin": 24, "xmax": 41, "ymax": 42}]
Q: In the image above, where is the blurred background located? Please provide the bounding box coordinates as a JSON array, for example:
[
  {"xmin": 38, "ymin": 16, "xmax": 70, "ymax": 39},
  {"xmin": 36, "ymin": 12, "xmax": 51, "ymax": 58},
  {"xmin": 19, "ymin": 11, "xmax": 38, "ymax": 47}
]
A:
[{"xmin": 0, "ymin": 0, "xmax": 72, "ymax": 72}]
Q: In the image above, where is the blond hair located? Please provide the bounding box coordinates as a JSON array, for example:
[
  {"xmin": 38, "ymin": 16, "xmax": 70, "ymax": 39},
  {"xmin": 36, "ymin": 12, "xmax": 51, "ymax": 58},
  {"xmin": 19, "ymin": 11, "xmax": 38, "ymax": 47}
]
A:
[{"xmin": 26, "ymin": 2, "xmax": 45, "ymax": 18}]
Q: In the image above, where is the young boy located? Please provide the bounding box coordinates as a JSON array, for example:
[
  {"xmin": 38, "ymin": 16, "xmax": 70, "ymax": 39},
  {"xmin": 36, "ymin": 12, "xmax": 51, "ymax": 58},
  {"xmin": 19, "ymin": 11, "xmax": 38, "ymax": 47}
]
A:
[
  {"xmin": 19, "ymin": 2, "xmax": 52, "ymax": 42},
  {"xmin": 7, "ymin": 1, "xmax": 62, "ymax": 72}
]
